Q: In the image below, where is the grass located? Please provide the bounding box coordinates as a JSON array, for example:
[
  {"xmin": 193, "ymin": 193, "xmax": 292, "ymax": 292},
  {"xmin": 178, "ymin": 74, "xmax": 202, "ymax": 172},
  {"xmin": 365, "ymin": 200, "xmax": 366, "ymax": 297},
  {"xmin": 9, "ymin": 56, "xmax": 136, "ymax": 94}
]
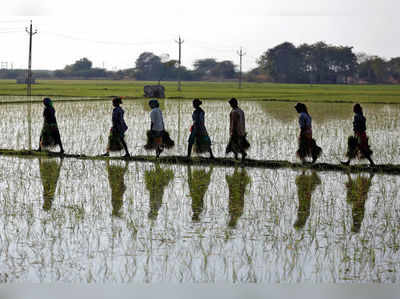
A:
[{"xmin": 1, "ymin": 79, "xmax": 400, "ymax": 103}]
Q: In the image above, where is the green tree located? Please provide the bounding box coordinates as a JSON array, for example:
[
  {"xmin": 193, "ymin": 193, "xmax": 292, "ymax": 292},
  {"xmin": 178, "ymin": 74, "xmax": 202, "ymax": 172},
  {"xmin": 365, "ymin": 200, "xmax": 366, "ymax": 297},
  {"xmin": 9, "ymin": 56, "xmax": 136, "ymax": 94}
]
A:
[
  {"xmin": 135, "ymin": 52, "xmax": 163, "ymax": 80},
  {"xmin": 358, "ymin": 56, "xmax": 389, "ymax": 83},
  {"xmin": 388, "ymin": 57, "xmax": 400, "ymax": 81},
  {"xmin": 257, "ymin": 42, "xmax": 303, "ymax": 83}
]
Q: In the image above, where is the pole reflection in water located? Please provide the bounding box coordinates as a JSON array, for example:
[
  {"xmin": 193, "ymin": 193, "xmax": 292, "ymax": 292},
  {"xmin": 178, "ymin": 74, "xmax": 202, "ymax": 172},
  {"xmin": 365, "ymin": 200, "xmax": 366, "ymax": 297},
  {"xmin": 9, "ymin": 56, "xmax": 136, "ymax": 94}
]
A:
[
  {"xmin": 39, "ymin": 157, "xmax": 63, "ymax": 211},
  {"xmin": 187, "ymin": 165, "xmax": 213, "ymax": 222},
  {"xmin": 145, "ymin": 163, "xmax": 174, "ymax": 221},
  {"xmin": 294, "ymin": 171, "xmax": 321, "ymax": 229},
  {"xmin": 345, "ymin": 173, "xmax": 374, "ymax": 233},
  {"xmin": 226, "ymin": 167, "xmax": 250, "ymax": 228},
  {"xmin": 106, "ymin": 160, "xmax": 128, "ymax": 217}
]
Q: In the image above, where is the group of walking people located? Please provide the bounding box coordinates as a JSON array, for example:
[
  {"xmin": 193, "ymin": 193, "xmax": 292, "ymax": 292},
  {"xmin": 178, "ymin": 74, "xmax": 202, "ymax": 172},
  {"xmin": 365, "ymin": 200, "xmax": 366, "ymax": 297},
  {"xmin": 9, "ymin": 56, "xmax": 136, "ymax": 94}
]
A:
[{"xmin": 37, "ymin": 96, "xmax": 374, "ymax": 166}]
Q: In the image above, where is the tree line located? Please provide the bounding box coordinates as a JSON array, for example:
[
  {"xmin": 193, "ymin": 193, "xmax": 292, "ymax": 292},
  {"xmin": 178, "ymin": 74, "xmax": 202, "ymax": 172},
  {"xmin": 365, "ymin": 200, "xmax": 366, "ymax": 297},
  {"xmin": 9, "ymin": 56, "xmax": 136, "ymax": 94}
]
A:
[{"xmin": 1, "ymin": 41, "xmax": 399, "ymax": 84}]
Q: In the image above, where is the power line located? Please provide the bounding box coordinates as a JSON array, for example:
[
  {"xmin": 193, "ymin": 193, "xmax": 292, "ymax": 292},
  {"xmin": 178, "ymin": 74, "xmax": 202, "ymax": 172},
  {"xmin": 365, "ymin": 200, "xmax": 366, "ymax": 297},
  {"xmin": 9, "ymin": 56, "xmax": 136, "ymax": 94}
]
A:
[{"xmin": 41, "ymin": 30, "xmax": 171, "ymax": 46}]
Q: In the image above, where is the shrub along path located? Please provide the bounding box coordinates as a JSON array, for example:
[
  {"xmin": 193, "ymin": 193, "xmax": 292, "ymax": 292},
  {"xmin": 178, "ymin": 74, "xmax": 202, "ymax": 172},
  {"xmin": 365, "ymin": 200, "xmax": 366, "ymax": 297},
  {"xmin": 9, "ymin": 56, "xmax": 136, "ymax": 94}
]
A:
[{"xmin": 1, "ymin": 148, "xmax": 399, "ymax": 175}]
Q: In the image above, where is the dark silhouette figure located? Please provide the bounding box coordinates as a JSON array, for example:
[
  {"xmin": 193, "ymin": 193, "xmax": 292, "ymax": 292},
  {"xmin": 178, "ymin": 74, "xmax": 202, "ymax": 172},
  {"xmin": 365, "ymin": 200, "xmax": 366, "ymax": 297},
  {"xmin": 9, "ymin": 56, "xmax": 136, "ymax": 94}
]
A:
[
  {"xmin": 38, "ymin": 97, "xmax": 64, "ymax": 154},
  {"xmin": 226, "ymin": 98, "xmax": 250, "ymax": 161},
  {"xmin": 145, "ymin": 164, "xmax": 174, "ymax": 221},
  {"xmin": 102, "ymin": 97, "xmax": 130, "ymax": 158},
  {"xmin": 226, "ymin": 167, "xmax": 250, "ymax": 228},
  {"xmin": 341, "ymin": 104, "xmax": 374, "ymax": 166},
  {"xmin": 144, "ymin": 99, "xmax": 174, "ymax": 158},
  {"xmin": 106, "ymin": 160, "xmax": 128, "ymax": 217},
  {"xmin": 187, "ymin": 98, "xmax": 214, "ymax": 159},
  {"xmin": 39, "ymin": 157, "xmax": 63, "ymax": 211},
  {"xmin": 187, "ymin": 165, "xmax": 213, "ymax": 222},
  {"xmin": 345, "ymin": 173, "xmax": 374, "ymax": 233},
  {"xmin": 294, "ymin": 103, "xmax": 322, "ymax": 164},
  {"xmin": 294, "ymin": 171, "xmax": 321, "ymax": 229}
]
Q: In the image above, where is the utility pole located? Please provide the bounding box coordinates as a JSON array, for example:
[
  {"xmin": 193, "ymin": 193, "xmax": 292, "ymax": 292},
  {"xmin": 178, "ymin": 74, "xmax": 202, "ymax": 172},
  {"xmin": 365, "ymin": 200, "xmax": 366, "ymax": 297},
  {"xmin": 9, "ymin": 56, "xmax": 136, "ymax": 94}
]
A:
[
  {"xmin": 175, "ymin": 36, "xmax": 184, "ymax": 91},
  {"xmin": 25, "ymin": 20, "xmax": 37, "ymax": 151},
  {"xmin": 237, "ymin": 47, "xmax": 246, "ymax": 89},
  {"xmin": 26, "ymin": 20, "xmax": 38, "ymax": 96}
]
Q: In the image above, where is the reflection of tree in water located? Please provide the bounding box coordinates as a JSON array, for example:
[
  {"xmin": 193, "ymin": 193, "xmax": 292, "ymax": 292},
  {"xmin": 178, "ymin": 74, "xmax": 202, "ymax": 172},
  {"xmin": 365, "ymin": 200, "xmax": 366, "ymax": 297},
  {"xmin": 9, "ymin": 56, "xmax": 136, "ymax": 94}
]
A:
[
  {"xmin": 226, "ymin": 167, "xmax": 250, "ymax": 228},
  {"xmin": 294, "ymin": 171, "xmax": 321, "ymax": 229},
  {"xmin": 345, "ymin": 173, "xmax": 374, "ymax": 233},
  {"xmin": 106, "ymin": 161, "xmax": 128, "ymax": 217},
  {"xmin": 39, "ymin": 157, "xmax": 63, "ymax": 211},
  {"xmin": 145, "ymin": 164, "xmax": 174, "ymax": 221},
  {"xmin": 187, "ymin": 166, "xmax": 213, "ymax": 222}
]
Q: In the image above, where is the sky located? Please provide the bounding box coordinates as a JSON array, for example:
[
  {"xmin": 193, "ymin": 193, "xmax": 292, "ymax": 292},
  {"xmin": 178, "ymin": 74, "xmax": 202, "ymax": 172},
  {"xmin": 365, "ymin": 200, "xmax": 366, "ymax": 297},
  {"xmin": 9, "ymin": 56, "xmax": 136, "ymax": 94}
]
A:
[{"xmin": 1, "ymin": 0, "xmax": 399, "ymax": 72}]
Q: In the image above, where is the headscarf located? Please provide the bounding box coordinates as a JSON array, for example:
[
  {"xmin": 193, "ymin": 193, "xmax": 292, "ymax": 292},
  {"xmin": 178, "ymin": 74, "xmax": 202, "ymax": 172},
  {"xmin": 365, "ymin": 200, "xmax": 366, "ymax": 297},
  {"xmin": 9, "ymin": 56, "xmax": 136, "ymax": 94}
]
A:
[
  {"xmin": 149, "ymin": 99, "xmax": 159, "ymax": 109},
  {"xmin": 193, "ymin": 98, "xmax": 202, "ymax": 107},
  {"xmin": 43, "ymin": 97, "xmax": 53, "ymax": 108}
]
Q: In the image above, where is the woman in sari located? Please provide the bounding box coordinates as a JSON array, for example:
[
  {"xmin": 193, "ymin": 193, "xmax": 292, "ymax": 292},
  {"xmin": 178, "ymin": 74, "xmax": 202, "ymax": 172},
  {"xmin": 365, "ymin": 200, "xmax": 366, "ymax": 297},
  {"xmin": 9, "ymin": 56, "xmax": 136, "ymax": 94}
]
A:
[
  {"xmin": 187, "ymin": 98, "xmax": 214, "ymax": 159},
  {"xmin": 38, "ymin": 97, "xmax": 65, "ymax": 154},
  {"xmin": 294, "ymin": 103, "xmax": 321, "ymax": 164},
  {"xmin": 341, "ymin": 104, "xmax": 374, "ymax": 166}
]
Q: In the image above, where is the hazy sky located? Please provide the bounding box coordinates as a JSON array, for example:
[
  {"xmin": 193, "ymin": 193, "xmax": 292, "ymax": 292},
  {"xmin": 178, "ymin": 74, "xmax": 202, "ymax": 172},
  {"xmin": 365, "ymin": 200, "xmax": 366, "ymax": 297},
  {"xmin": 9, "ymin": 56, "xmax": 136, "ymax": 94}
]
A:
[{"xmin": 1, "ymin": 0, "xmax": 399, "ymax": 71}]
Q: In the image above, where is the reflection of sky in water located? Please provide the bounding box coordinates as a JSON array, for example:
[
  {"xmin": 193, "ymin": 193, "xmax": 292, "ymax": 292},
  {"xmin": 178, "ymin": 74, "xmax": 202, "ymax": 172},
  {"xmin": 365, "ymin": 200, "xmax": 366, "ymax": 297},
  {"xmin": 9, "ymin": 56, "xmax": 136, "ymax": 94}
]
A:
[
  {"xmin": 0, "ymin": 98, "xmax": 400, "ymax": 163},
  {"xmin": 0, "ymin": 156, "xmax": 399, "ymax": 282}
]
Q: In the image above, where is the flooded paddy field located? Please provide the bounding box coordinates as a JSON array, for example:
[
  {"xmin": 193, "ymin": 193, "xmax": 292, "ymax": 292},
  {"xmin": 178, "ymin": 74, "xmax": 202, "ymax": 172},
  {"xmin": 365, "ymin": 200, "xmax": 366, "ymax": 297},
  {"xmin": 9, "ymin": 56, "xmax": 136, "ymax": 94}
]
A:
[
  {"xmin": 1, "ymin": 97, "xmax": 400, "ymax": 283},
  {"xmin": 0, "ymin": 97, "xmax": 400, "ymax": 164},
  {"xmin": 0, "ymin": 156, "xmax": 400, "ymax": 282}
]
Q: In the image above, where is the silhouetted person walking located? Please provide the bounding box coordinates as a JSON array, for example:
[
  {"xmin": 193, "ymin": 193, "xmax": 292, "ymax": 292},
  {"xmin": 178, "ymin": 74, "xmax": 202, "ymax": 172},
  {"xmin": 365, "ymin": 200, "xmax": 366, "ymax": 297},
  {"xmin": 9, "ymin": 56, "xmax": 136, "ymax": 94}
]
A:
[
  {"xmin": 102, "ymin": 97, "xmax": 130, "ymax": 158},
  {"xmin": 187, "ymin": 98, "xmax": 214, "ymax": 159},
  {"xmin": 144, "ymin": 99, "xmax": 174, "ymax": 158},
  {"xmin": 38, "ymin": 97, "xmax": 64, "ymax": 154},
  {"xmin": 341, "ymin": 104, "xmax": 374, "ymax": 166},
  {"xmin": 226, "ymin": 98, "xmax": 250, "ymax": 161},
  {"xmin": 294, "ymin": 103, "xmax": 321, "ymax": 164}
]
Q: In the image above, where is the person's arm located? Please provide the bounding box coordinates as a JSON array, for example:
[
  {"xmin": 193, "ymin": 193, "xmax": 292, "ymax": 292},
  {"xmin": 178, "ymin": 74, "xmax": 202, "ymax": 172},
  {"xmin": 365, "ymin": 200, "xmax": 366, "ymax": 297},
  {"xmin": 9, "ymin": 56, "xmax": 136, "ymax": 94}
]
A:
[
  {"xmin": 230, "ymin": 110, "xmax": 239, "ymax": 135},
  {"xmin": 150, "ymin": 110, "xmax": 155, "ymax": 130}
]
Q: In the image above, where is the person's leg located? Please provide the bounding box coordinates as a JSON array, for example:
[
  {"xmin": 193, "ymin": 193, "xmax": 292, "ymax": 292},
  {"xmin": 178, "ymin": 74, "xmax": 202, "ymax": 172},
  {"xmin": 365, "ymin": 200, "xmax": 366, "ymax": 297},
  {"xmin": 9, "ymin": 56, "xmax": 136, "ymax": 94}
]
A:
[
  {"xmin": 55, "ymin": 130, "xmax": 64, "ymax": 154},
  {"xmin": 187, "ymin": 132, "xmax": 195, "ymax": 158},
  {"xmin": 208, "ymin": 147, "xmax": 215, "ymax": 159},
  {"xmin": 367, "ymin": 156, "xmax": 375, "ymax": 166},
  {"xmin": 187, "ymin": 142, "xmax": 193, "ymax": 158},
  {"xmin": 121, "ymin": 137, "xmax": 130, "ymax": 157}
]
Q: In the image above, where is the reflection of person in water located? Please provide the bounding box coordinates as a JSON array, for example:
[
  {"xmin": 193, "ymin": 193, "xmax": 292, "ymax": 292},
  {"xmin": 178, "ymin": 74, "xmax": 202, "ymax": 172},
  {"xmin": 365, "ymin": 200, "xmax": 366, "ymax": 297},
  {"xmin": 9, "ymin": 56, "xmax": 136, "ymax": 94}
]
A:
[
  {"xmin": 187, "ymin": 165, "xmax": 213, "ymax": 222},
  {"xmin": 145, "ymin": 164, "xmax": 174, "ymax": 221},
  {"xmin": 106, "ymin": 160, "xmax": 128, "ymax": 217},
  {"xmin": 226, "ymin": 167, "xmax": 250, "ymax": 228},
  {"xmin": 39, "ymin": 157, "xmax": 63, "ymax": 211},
  {"xmin": 294, "ymin": 171, "xmax": 321, "ymax": 229},
  {"xmin": 345, "ymin": 173, "xmax": 374, "ymax": 233}
]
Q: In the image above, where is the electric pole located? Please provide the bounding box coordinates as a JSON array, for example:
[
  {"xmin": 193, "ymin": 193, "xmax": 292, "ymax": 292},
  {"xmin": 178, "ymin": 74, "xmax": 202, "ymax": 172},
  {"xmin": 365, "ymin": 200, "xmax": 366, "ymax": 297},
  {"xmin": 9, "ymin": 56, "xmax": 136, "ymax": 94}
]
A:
[
  {"xmin": 26, "ymin": 20, "xmax": 38, "ymax": 96},
  {"xmin": 237, "ymin": 47, "xmax": 246, "ymax": 89},
  {"xmin": 25, "ymin": 20, "xmax": 37, "ymax": 151},
  {"xmin": 175, "ymin": 36, "xmax": 184, "ymax": 91}
]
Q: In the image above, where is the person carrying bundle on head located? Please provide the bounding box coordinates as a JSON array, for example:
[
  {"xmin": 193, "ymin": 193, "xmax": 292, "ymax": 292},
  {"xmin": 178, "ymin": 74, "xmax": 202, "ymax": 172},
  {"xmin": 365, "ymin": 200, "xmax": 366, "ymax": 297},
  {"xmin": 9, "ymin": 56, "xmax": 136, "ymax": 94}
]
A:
[
  {"xmin": 294, "ymin": 102, "xmax": 321, "ymax": 164},
  {"xmin": 187, "ymin": 98, "xmax": 214, "ymax": 159},
  {"xmin": 341, "ymin": 103, "xmax": 374, "ymax": 166},
  {"xmin": 144, "ymin": 99, "xmax": 174, "ymax": 158},
  {"xmin": 102, "ymin": 97, "xmax": 130, "ymax": 158},
  {"xmin": 38, "ymin": 97, "xmax": 65, "ymax": 154},
  {"xmin": 225, "ymin": 98, "xmax": 250, "ymax": 161}
]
